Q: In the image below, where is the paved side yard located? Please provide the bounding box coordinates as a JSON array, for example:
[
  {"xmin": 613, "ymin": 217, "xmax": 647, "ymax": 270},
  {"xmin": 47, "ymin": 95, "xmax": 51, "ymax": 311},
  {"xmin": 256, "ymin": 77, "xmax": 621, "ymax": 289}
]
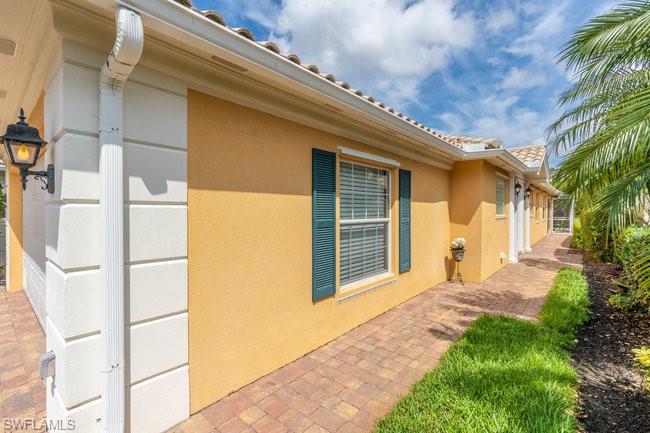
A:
[
  {"xmin": 173, "ymin": 234, "xmax": 581, "ymax": 433},
  {"xmin": 0, "ymin": 234, "xmax": 580, "ymax": 432},
  {"xmin": 0, "ymin": 289, "xmax": 45, "ymax": 430}
]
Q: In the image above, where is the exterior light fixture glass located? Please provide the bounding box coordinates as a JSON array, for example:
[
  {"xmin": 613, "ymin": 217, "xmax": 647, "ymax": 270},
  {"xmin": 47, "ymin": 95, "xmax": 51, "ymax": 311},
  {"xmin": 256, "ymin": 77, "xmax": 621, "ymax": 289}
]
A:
[
  {"xmin": 1, "ymin": 108, "xmax": 54, "ymax": 193},
  {"xmin": 514, "ymin": 181, "xmax": 522, "ymax": 196},
  {"xmin": 525, "ymin": 186, "xmax": 532, "ymax": 198}
]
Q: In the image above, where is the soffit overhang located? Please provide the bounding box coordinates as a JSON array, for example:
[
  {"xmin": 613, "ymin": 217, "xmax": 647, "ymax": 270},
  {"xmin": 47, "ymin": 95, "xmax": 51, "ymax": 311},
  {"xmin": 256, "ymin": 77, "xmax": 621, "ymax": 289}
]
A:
[{"xmin": 62, "ymin": 0, "xmax": 461, "ymax": 170}]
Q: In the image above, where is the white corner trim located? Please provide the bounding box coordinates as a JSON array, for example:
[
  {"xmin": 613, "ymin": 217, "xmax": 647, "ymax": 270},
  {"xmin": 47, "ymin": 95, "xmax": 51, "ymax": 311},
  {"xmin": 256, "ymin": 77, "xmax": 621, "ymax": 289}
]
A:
[
  {"xmin": 338, "ymin": 147, "xmax": 400, "ymax": 168},
  {"xmin": 99, "ymin": 8, "xmax": 143, "ymax": 433}
]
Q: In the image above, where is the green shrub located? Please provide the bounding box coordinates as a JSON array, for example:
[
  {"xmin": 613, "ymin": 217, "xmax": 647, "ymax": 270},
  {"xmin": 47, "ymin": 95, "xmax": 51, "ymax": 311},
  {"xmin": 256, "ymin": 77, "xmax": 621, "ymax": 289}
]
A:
[
  {"xmin": 633, "ymin": 346, "xmax": 650, "ymax": 392},
  {"xmin": 578, "ymin": 208, "xmax": 616, "ymax": 262},
  {"xmin": 611, "ymin": 226, "xmax": 650, "ymax": 312},
  {"xmin": 571, "ymin": 217, "xmax": 583, "ymax": 249}
]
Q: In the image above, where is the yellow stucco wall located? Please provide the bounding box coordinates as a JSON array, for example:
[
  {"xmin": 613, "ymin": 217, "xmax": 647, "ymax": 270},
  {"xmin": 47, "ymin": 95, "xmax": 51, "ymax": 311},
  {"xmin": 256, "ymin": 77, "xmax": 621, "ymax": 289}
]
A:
[
  {"xmin": 480, "ymin": 164, "xmax": 510, "ymax": 281},
  {"xmin": 187, "ymin": 90, "xmax": 451, "ymax": 412},
  {"xmin": 449, "ymin": 160, "xmax": 483, "ymax": 282},
  {"xmin": 6, "ymin": 95, "xmax": 43, "ymax": 292},
  {"xmin": 7, "ymin": 168, "xmax": 23, "ymax": 292},
  {"xmin": 531, "ymin": 188, "xmax": 550, "ymax": 245},
  {"xmin": 449, "ymin": 160, "xmax": 510, "ymax": 282}
]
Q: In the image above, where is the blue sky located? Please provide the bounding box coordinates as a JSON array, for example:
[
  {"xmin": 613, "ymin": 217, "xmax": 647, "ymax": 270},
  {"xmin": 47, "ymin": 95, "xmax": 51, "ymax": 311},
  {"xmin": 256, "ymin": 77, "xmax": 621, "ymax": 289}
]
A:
[{"xmin": 193, "ymin": 0, "xmax": 610, "ymax": 165}]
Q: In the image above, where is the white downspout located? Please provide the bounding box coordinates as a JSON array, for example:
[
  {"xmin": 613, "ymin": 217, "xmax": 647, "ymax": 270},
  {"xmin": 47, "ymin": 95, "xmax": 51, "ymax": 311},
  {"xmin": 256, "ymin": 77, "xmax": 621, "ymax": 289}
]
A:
[{"xmin": 99, "ymin": 8, "xmax": 143, "ymax": 433}]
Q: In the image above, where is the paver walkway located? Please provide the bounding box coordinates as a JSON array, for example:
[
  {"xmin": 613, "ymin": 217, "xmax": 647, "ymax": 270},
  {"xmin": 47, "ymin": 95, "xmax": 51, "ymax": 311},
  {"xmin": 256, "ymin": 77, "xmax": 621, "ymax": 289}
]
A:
[
  {"xmin": 172, "ymin": 234, "xmax": 581, "ymax": 433},
  {"xmin": 0, "ymin": 234, "xmax": 580, "ymax": 432},
  {"xmin": 0, "ymin": 288, "xmax": 45, "ymax": 431}
]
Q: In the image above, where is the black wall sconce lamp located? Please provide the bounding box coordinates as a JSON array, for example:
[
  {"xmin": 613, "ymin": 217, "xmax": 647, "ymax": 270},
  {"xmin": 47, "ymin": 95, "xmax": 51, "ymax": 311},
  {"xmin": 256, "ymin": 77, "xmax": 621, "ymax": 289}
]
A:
[
  {"xmin": 525, "ymin": 186, "xmax": 532, "ymax": 198},
  {"xmin": 514, "ymin": 181, "xmax": 522, "ymax": 196},
  {"xmin": 1, "ymin": 108, "xmax": 54, "ymax": 193}
]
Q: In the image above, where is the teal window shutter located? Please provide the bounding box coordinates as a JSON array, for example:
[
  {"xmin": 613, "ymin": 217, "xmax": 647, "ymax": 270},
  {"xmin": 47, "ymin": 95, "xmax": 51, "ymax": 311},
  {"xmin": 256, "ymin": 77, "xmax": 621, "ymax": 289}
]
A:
[
  {"xmin": 399, "ymin": 169, "xmax": 411, "ymax": 273},
  {"xmin": 312, "ymin": 149, "xmax": 336, "ymax": 301}
]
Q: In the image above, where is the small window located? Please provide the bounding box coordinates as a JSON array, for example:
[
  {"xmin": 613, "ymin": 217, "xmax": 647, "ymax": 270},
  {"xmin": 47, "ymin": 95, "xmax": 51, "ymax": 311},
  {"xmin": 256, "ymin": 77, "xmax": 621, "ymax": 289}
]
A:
[
  {"xmin": 542, "ymin": 195, "xmax": 546, "ymax": 219},
  {"xmin": 340, "ymin": 161, "xmax": 390, "ymax": 286},
  {"xmin": 496, "ymin": 177, "xmax": 505, "ymax": 217},
  {"xmin": 535, "ymin": 192, "xmax": 540, "ymax": 220}
]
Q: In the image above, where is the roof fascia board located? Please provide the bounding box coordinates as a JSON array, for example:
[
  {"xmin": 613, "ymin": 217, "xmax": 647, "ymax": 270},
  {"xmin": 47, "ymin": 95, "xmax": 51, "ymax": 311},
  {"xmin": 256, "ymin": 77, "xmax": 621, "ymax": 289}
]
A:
[
  {"xmin": 105, "ymin": 0, "xmax": 465, "ymax": 161},
  {"xmin": 56, "ymin": 0, "xmax": 455, "ymax": 170},
  {"xmin": 460, "ymin": 148, "xmax": 529, "ymax": 175},
  {"xmin": 539, "ymin": 155, "xmax": 549, "ymax": 177}
]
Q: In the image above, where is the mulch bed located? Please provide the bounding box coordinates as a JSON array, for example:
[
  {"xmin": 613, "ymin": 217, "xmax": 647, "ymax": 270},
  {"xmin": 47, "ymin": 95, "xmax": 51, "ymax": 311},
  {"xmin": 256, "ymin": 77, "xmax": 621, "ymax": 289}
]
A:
[{"xmin": 573, "ymin": 256, "xmax": 650, "ymax": 433}]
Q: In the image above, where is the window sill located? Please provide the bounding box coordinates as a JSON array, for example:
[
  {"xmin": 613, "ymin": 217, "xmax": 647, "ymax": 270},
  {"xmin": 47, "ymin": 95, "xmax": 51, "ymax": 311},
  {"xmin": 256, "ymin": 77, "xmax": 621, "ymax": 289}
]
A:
[
  {"xmin": 495, "ymin": 215, "xmax": 507, "ymax": 220},
  {"xmin": 338, "ymin": 273, "xmax": 395, "ymax": 303}
]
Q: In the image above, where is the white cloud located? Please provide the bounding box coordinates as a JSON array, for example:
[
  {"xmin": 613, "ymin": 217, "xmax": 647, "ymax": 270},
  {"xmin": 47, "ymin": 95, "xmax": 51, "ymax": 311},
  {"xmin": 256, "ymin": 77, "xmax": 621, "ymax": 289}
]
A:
[
  {"xmin": 507, "ymin": 2, "xmax": 567, "ymax": 66},
  {"xmin": 438, "ymin": 111, "xmax": 465, "ymax": 132},
  {"xmin": 485, "ymin": 8, "xmax": 517, "ymax": 34},
  {"xmin": 241, "ymin": 0, "xmax": 281, "ymax": 29},
  {"xmin": 439, "ymin": 94, "xmax": 555, "ymax": 147},
  {"xmin": 250, "ymin": 0, "xmax": 476, "ymax": 107},
  {"xmin": 500, "ymin": 67, "xmax": 547, "ymax": 89}
]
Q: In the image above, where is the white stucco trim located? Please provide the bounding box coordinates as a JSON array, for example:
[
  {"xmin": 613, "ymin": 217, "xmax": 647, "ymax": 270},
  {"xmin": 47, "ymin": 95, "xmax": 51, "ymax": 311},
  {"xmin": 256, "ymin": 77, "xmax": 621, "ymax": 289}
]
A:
[{"xmin": 338, "ymin": 147, "xmax": 400, "ymax": 167}]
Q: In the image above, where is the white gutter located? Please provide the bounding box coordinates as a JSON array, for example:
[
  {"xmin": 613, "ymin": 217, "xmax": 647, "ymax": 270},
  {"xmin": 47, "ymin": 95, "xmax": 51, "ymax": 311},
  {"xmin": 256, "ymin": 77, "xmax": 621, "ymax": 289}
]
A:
[
  {"xmin": 98, "ymin": 7, "xmax": 143, "ymax": 433},
  {"xmin": 103, "ymin": 0, "xmax": 465, "ymax": 160},
  {"xmin": 460, "ymin": 148, "xmax": 530, "ymax": 173}
]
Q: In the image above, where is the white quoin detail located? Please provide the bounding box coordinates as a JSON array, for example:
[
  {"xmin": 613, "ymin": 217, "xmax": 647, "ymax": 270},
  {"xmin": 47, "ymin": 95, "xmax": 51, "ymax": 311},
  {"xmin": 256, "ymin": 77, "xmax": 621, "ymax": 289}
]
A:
[{"xmin": 99, "ymin": 8, "xmax": 143, "ymax": 433}]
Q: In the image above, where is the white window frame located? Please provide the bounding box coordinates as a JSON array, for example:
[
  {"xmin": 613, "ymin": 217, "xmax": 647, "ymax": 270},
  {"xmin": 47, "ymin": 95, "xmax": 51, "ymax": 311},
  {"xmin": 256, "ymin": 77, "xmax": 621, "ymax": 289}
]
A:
[
  {"xmin": 495, "ymin": 177, "xmax": 506, "ymax": 218},
  {"xmin": 339, "ymin": 159, "xmax": 392, "ymax": 290}
]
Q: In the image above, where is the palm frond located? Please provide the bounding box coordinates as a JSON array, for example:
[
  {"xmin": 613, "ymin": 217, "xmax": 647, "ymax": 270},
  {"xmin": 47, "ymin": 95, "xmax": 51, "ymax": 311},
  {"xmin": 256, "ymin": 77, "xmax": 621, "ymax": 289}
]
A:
[{"xmin": 549, "ymin": 0, "xmax": 650, "ymax": 234}]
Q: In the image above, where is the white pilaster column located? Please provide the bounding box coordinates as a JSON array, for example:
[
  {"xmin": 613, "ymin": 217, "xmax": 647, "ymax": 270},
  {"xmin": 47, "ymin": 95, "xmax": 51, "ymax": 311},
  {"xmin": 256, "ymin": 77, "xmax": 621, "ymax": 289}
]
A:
[
  {"xmin": 45, "ymin": 37, "xmax": 189, "ymax": 433},
  {"xmin": 517, "ymin": 179, "xmax": 525, "ymax": 253},
  {"xmin": 508, "ymin": 176, "xmax": 518, "ymax": 262},
  {"xmin": 524, "ymin": 186, "xmax": 532, "ymax": 252}
]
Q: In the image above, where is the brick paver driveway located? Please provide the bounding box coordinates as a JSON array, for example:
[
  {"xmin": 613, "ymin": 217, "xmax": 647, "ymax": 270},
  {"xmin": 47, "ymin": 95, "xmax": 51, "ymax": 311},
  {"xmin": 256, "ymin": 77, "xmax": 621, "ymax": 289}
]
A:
[
  {"xmin": 172, "ymin": 234, "xmax": 581, "ymax": 433},
  {"xmin": 0, "ymin": 289, "xmax": 46, "ymax": 430}
]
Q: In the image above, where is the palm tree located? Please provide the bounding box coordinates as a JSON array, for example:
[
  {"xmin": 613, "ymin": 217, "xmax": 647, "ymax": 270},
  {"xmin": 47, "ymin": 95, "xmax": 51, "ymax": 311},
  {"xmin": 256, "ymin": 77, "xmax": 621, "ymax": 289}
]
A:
[{"xmin": 548, "ymin": 0, "xmax": 650, "ymax": 231}]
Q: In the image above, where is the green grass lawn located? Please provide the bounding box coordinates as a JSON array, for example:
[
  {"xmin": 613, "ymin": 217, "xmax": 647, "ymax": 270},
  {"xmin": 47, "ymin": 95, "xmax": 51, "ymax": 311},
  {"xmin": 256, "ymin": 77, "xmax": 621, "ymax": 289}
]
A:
[{"xmin": 374, "ymin": 268, "xmax": 590, "ymax": 433}]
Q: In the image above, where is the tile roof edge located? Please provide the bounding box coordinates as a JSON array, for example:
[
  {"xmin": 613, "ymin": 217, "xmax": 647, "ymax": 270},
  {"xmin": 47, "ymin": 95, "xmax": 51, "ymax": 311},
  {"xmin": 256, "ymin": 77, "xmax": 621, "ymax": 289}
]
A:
[
  {"xmin": 508, "ymin": 143, "xmax": 547, "ymax": 150},
  {"xmin": 166, "ymin": 0, "xmax": 463, "ymax": 152}
]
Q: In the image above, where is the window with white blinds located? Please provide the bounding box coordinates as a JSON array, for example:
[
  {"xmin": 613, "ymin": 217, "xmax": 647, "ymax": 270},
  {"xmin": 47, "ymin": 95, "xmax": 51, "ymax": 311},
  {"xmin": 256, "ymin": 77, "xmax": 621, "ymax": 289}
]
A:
[
  {"xmin": 339, "ymin": 161, "xmax": 390, "ymax": 285},
  {"xmin": 496, "ymin": 177, "xmax": 505, "ymax": 217}
]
